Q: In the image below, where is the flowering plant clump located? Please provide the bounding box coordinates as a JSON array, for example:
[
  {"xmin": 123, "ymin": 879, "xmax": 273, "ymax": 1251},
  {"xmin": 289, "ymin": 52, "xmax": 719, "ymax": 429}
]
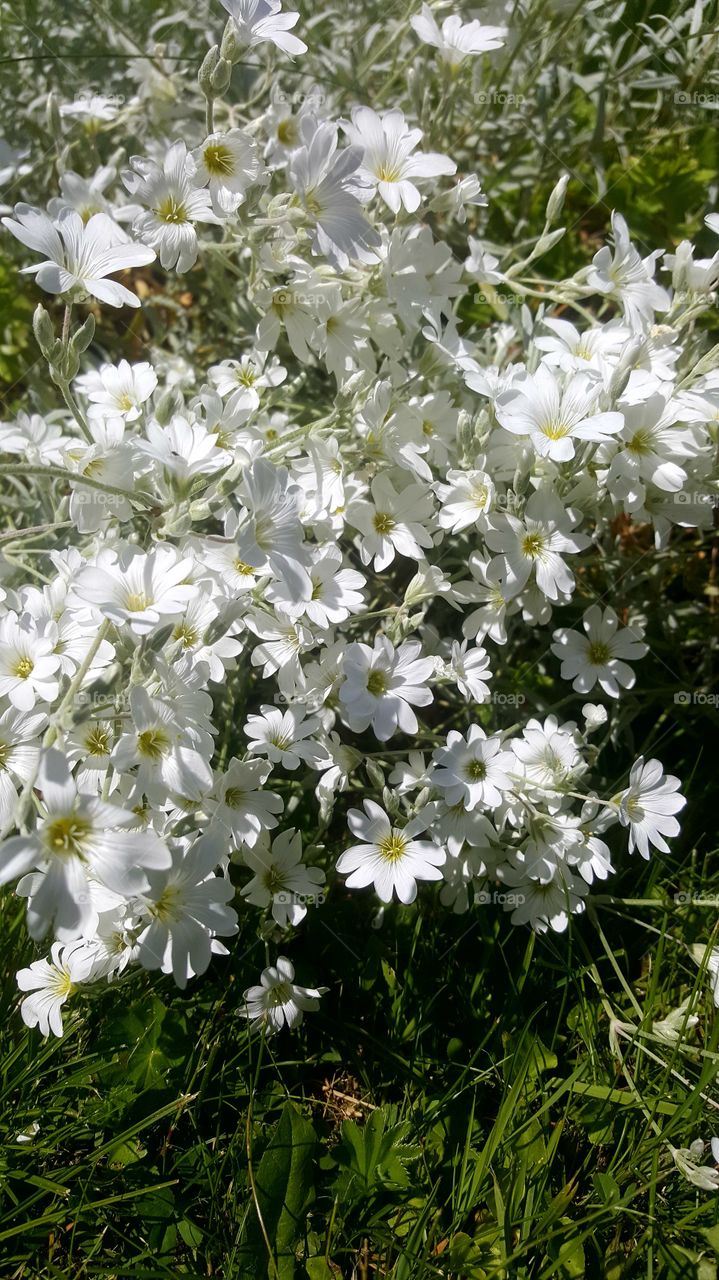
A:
[{"xmin": 0, "ymin": 0, "xmax": 716, "ymax": 1069}]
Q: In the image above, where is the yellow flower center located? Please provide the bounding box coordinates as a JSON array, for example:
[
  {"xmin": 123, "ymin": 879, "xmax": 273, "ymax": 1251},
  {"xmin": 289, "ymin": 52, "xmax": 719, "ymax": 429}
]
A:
[
  {"xmin": 44, "ymin": 814, "xmax": 93, "ymax": 858},
  {"xmin": 377, "ymin": 831, "xmax": 407, "ymax": 862},
  {"xmin": 156, "ymin": 197, "xmax": 188, "ymax": 224},
  {"xmin": 366, "ymin": 670, "xmax": 388, "ymax": 696},
  {"xmin": 137, "ymin": 728, "xmax": 170, "ymax": 760},
  {"xmin": 373, "ymin": 512, "xmax": 395, "ymax": 535},
  {"xmin": 203, "ymin": 143, "xmax": 235, "ymax": 177}
]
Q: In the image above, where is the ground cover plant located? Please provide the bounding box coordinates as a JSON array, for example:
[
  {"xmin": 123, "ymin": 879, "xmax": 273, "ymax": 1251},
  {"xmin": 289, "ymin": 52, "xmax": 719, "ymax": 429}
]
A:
[{"xmin": 0, "ymin": 0, "xmax": 718, "ymax": 1275}]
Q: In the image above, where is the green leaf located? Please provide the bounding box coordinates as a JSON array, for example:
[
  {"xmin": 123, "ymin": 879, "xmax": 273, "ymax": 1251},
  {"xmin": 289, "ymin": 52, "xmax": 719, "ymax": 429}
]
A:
[
  {"xmin": 334, "ymin": 1108, "xmax": 420, "ymax": 1198},
  {"xmin": 251, "ymin": 1101, "xmax": 317, "ymax": 1278}
]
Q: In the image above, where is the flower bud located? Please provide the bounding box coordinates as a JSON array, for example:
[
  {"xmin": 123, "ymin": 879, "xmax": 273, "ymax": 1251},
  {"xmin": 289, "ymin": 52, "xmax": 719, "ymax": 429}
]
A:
[
  {"xmin": 32, "ymin": 304, "xmax": 55, "ymax": 357},
  {"xmin": 545, "ymin": 174, "xmax": 569, "ymax": 224}
]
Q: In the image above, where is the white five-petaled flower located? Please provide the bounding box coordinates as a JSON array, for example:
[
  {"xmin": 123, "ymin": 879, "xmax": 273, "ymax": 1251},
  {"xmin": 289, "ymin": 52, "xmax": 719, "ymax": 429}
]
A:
[
  {"xmin": 73, "ymin": 544, "xmax": 196, "ymax": 635},
  {"xmin": 137, "ymin": 830, "xmax": 237, "ymax": 989},
  {"xmin": 495, "ymin": 366, "xmax": 624, "ymax": 461},
  {"xmin": 0, "ymin": 612, "xmax": 61, "ymax": 711},
  {"xmin": 431, "ymin": 726, "xmax": 514, "ymax": 811},
  {"xmin": 123, "ymin": 141, "xmax": 221, "ymax": 273},
  {"xmin": 219, "ymin": 0, "xmax": 307, "ymax": 56},
  {"xmin": 289, "ymin": 121, "xmax": 380, "ymax": 270},
  {"xmin": 340, "ymin": 636, "xmax": 434, "ymax": 741},
  {"xmin": 410, "ymin": 4, "xmax": 506, "ymax": 68},
  {"xmin": 337, "ymin": 799, "xmax": 445, "ymax": 904},
  {"xmin": 16, "ymin": 939, "xmax": 98, "ymax": 1038},
  {"xmin": 585, "ymin": 211, "xmax": 670, "ymax": 327},
  {"xmin": 189, "ymin": 129, "xmax": 263, "ymax": 215},
  {"xmin": 240, "ymin": 956, "xmax": 326, "ymax": 1035},
  {"xmin": 342, "ymin": 106, "xmax": 456, "ymax": 213},
  {"xmin": 485, "ymin": 487, "xmax": 590, "ymax": 601},
  {"xmin": 244, "ymin": 704, "xmax": 326, "ymax": 770},
  {"xmin": 75, "ymin": 360, "xmax": 157, "ymax": 421},
  {"xmin": 551, "ymin": 605, "xmax": 648, "ymax": 697},
  {"xmin": 207, "ymin": 758, "xmax": 283, "ymax": 848},
  {"xmin": 616, "ymin": 757, "xmax": 686, "ymax": 859},
  {"xmin": 348, "ymin": 472, "xmax": 434, "ymax": 571},
  {"xmin": 1, "ymin": 205, "xmax": 155, "ymax": 307},
  {"xmin": 241, "ymin": 827, "xmax": 325, "ymax": 927},
  {"xmin": 0, "ymin": 749, "xmax": 171, "ymax": 940}
]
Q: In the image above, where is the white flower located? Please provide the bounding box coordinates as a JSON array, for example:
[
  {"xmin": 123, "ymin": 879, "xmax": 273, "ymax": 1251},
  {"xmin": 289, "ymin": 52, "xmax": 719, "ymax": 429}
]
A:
[
  {"xmin": 652, "ymin": 998, "xmax": 699, "ymax": 1045},
  {"xmin": 0, "ymin": 707, "xmax": 45, "ymax": 833},
  {"xmin": 73, "ymin": 544, "xmax": 196, "ymax": 635},
  {"xmin": 410, "ymin": 4, "xmax": 506, "ymax": 67},
  {"xmin": 443, "ymin": 640, "xmax": 493, "ymax": 703},
  {"xmin": 266, "ymin": 545, "xmax": 365, "ymax": 628},
  {"xmin": 582, "ymin": 703, "xmax": 608, "ymax": 733},
  {"xmin": 485, "ymin": 488, "xmax": 590, "ymax": 601},
  {"xmin": 242, "ymin": 955, "xmax": 327, "ymax": 1038},
  {"xmin": 17, "ymin": 940, "xmax": 97, "ymax": 1038},
  {"xmin": 75, "ymin": 360, "xmax": 157, "ymax": 422},
  {"xmin": 207, "ymin": 758, "xmax": 283, "ymax": 848},
  {"xmin": 435, "ymin": 469, "xmax": 495, "ymax": 533},
  {"xmin": 123, "ymin": 142, "xmax": 221, "ymax": 273},
  {"xmin": 672, "ymin": 1141, "xmax": 719, "ymax": 1192},
  {"xmin": 137, "ymin": 830, "xmax": 237, "ymax": 989},
  {"xmin": 0, "ymin": 749, "xmax": 171, "ymax": 940},
  {"xmin": 60, "ymin": 94, "xmax": 123, "ymax": 125},
  {"xmin": 241, "ymin": 828, "xmax": 325, "ymax": 926},
  {"xmin": 511, "ymin": 716, "xmax": 583, "ymax": 791},
  {"xmin": 139, "ymin": 414, "xmax": 232, "ymax": 494},
  {"xmin": 1, "ymin": 205, "xmax": 154, "ymax": 307},
  {"xmin": 337, "ymin": 799, "xmax": 445, "ymax": 903},
  {"xmin": 218, "ymin": 0, "xmax": 307, "ymax": 57},
  {"xmin": 0, "ymin": 612, "xmax": 61, "ymax": 711},
  {"xmin": 342, "ymin": 107, "xmax": 455, "ymax": 213},
  {"xmin": 497, "ymin": 862, "xmax": 588, "ymax": 933},
  {"xmin": 551, "ymin": 606, "xmax": 647, "ymax": 697},
  {"xmin": 617, "ymin": 757, "xmax": 686, "ymax": 859},
  {"xmin": 189, "ymin": 129, "xmax": 263, "ymax": 215},
  {"xmin": 495, "ymin": 366, "xmax": 624, "ymax": 461},
  {"xmin": 289, "ymin": 121, "xmax": 380, "ymax": 269},
  {"xmin": 340, "ymin": 636, "xmax": 434, "ymax": 741},
  {"xmin": 584, "ymin": 212, "xmax": 670, "ymax": 327},
  {"xmin": 431, "ymin": 726, "xmax": 514, "ymax": 810},
  {"xmin": 348, "ymin": 473, "xmax": 434, "ymax": 571},
  {"xmin": 245, "ymin": 704, "xmax": 325, "ymax": 770},
  {"xmin": 111, "ymin": 687, "xmax": 214, "ymax": 803}
]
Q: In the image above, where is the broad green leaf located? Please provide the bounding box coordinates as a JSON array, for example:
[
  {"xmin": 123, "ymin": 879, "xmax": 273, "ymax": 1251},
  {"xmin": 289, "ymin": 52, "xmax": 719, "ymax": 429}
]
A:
[{"xmin": 251, "ymin": 1100, "xmax": 317, "ymax": 1278}]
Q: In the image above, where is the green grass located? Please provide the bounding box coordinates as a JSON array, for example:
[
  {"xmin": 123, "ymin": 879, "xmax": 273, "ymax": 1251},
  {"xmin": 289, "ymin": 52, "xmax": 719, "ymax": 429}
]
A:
[{"xmin": 2, "ymin": 673, "xmax": 718, "ymax": 1277}]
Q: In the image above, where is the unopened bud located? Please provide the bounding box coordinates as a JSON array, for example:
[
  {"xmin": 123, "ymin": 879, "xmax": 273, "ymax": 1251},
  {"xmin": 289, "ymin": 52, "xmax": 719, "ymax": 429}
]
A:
[
  {"xmin": 33, "ymin": 304, "xmax": 55, "ymax": 357},
  {"xmin": 198, "ymin": 45, "xmax": 220, "ymax": 99},
  {"xmin": 210, "ymin": 57, "xmax": 232, "ymax": 95},
  {"xmin": 70, "ymin": 313, "xmax": 95, "ymax": 354},
  {"xmin": 365, "ymin": 759, "xmax": 385, "ymax": 790},
  {"xmin": 545, "ymin": 174, "xmax": 569, "ymax": 224}
]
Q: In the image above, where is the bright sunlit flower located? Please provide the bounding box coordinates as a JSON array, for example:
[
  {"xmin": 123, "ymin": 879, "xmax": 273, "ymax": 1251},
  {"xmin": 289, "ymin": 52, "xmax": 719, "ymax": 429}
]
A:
[{"xmin": 2, "ymin": 205, "xmax": 155, "ymax": 306}]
